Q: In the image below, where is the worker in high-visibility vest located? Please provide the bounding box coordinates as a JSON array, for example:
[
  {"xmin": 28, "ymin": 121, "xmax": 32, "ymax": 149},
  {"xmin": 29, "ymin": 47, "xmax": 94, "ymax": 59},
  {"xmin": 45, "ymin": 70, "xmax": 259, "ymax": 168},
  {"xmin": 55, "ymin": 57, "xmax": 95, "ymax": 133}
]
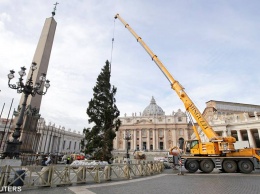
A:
[{"xmin": 66, "ymin": 156, "xmax": 71, "ymax": 164}]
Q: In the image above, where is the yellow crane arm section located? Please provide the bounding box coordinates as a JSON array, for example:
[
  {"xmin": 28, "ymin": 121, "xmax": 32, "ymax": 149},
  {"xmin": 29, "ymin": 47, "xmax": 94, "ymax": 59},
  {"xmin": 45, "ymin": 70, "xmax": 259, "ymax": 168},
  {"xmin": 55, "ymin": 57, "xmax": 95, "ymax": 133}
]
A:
[{"xmin": 115, "ymin": 13, "xmax": 221, "ymax": 141}]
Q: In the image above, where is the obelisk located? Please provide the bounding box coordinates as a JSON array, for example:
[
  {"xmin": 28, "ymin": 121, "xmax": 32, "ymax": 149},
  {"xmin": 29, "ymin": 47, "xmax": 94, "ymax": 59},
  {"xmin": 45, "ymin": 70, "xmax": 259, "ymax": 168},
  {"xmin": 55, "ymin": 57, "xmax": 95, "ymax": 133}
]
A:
[{"xmin": 15, "ymin": 7, "xmax": 58, "ymax": 153}]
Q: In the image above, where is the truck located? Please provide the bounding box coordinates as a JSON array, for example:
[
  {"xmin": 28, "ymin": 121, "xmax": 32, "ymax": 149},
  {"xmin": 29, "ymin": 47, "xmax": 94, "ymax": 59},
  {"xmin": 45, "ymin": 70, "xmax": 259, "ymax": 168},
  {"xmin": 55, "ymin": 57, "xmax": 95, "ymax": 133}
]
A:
[{"xmin": 115, "ymin": 13, "xmax": 260, "ymax": 173}]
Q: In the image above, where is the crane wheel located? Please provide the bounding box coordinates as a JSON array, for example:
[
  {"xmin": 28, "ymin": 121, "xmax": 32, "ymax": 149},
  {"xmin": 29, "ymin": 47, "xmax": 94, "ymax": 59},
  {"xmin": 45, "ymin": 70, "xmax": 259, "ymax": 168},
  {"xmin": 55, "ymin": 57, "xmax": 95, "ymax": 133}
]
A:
[
  {"xmin": 200, "ymin": 159, "xmax": 214, "ymax": 173},
  {"xmin": 222, "ymin": 160, "xmax": 237, "ymax": 173},
  {"xmin": 238, "ymin": 160, "xmax": 253, "ymax": 174},
  {"xmin": 185, "ymin": 160, "xmax": 199, "ymax": 173}
]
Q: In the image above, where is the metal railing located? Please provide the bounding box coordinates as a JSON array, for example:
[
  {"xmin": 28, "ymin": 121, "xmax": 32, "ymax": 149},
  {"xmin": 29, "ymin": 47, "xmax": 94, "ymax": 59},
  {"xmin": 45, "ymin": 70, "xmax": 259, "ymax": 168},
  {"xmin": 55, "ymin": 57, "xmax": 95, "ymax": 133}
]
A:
[{"xmin": 0, "ymin": 161, "xmax": 164, "ymax": 190}]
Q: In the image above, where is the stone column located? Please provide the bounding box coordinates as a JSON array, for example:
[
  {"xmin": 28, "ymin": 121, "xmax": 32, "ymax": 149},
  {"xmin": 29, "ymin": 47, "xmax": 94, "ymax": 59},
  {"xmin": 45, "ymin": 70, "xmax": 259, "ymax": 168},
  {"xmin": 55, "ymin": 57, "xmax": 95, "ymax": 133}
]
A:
[
  {"xmin": 57, "ymin": 136, "xmax": 62, "ymax": 153},
  {"xmin": 236, "ymin": 130, "xmax": 243, "ymax": 141},
  {"xmin": 37, "ymin": 131, "xmax": 44, "ymax": 153},
  {"xmin": 123, "ymin": 130, "xmax": 126, "ymax": 151},
  {"xmin": 147, "ymin": 130, "xmax": 150, "ymax": 151},
  {"xmin": 133, "ymin": 129, "xmax": 136, "ymax": 150},
  {"xmin": 130, "ymin": 129, "xmax": 134, "ymax": 150},
  {"xmin": 45, "ymin": 133, "xmax": 51, "ymax": 153},
  {"xmin": 42, "ymin": 132, "xmax": 48, "ymax": 153},
  {"xmin": 172, "ymin": 128, "xmax": 177, "ymax": 146},
  {"xmin": 153, "ymin": 129, "xmax": 156, "ymax": 151},
  {"xmin": 164, "ymin": 129, "xmax": 167, "ymax": 150},
  {"xmin": 155, "ymin": 129, "xmax": 158, "ymax": 150},
  {"xmin": 247, "ymin": 129, "xmax": 256, "ymax": 148},
  {"xmin": 139, "ymin": 129, "xmax": 142, "ymax": 150},
  {"xmin": 48, "ymin": 133, "xmax": 54, "ymax": 153}
]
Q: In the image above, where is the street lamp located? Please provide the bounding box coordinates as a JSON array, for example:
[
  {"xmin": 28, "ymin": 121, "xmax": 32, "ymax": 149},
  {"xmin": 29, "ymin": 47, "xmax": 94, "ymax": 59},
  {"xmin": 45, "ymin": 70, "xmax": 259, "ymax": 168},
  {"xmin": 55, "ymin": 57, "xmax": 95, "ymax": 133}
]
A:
[
  {"xmin": 123, "ymin": 132, "xmax": 132, "ymax": 159},
  {"xmin": 3, "ymin": 62, "xmax": 50, "ymax": 159}
]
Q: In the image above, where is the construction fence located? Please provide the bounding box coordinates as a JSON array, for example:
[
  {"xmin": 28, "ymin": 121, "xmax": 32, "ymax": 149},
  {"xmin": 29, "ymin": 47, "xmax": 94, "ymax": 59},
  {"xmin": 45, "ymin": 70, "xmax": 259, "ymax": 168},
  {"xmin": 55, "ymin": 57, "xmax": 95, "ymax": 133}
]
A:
[{"xmin": 0, "ymin": 161, "xmax": 164, "ymax": 190}]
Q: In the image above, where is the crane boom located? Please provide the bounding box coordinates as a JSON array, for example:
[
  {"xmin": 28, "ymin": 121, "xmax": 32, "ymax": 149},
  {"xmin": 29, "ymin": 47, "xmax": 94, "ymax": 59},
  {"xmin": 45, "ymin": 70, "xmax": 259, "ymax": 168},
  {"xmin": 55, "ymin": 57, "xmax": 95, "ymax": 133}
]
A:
[
  {"xmin": 116, "ymin": 14, "xmax": 260, "ymax": 173},
  {"xmin": 115, "ymin": 13, "xmax": 228, "ymax": 142}
]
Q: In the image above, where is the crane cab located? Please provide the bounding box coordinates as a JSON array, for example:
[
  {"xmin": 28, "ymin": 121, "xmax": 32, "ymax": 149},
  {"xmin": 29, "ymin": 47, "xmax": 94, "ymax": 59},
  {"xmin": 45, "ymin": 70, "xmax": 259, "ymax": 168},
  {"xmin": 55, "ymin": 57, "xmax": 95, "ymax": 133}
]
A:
[
  {"xmin": 184, "ymin": 140, "xmax": 199, "ymax": 155},
  {"xmin": 184, "ymin": 140, "xmax": 223, "ymax": 156}
]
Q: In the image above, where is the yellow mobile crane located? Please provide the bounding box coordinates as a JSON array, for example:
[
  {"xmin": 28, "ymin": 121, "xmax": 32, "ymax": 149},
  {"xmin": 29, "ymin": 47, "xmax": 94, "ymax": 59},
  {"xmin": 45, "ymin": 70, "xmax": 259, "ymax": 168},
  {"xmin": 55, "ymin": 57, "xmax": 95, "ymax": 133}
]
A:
[{"xmin": 115, "ymin": 13, "xmax": 260, "ymax": 173}]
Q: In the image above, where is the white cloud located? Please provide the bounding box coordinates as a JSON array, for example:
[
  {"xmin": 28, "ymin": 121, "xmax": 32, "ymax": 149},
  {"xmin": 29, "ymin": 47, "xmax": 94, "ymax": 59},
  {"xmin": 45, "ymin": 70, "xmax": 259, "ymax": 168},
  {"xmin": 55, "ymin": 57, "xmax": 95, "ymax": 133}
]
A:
[{"xmin": 0, "ymin": 0, "xmax": 260, "ymax": 132}]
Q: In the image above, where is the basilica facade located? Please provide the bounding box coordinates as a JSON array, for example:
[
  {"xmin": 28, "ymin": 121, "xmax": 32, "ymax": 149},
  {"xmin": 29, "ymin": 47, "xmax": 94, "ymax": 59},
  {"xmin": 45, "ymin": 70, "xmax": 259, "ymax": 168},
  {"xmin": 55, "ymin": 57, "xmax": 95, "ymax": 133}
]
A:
[
  {"xmin": 198, "ymin": 100, "xmax": 260, "ymax": 148},
  {"xmin": 113, "ymin": 97, "xmax": 192, "ymax": 156},
  {"xmin": 113, "ymin": 98, "xmax": 260, "ymax": 158}
]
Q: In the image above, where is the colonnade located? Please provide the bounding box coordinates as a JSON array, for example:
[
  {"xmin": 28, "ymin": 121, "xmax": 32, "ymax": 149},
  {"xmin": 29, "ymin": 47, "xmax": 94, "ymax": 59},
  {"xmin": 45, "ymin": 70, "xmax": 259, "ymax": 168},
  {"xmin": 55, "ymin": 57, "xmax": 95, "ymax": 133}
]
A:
[
  {"xmin": 208, "ymin": 127, "xmax": 260, "ymax": 148},
  {"xmin": 114, "ymin": 128, "xmax": 186, "ymax": 152}
]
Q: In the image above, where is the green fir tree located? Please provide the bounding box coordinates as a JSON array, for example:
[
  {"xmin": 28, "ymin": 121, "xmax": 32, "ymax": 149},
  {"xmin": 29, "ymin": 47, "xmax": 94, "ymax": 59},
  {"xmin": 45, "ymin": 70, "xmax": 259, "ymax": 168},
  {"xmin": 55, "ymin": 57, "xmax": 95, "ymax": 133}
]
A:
[{"xmin": 82, "ymin": 60, "xmax": 121, "ymax": 162}]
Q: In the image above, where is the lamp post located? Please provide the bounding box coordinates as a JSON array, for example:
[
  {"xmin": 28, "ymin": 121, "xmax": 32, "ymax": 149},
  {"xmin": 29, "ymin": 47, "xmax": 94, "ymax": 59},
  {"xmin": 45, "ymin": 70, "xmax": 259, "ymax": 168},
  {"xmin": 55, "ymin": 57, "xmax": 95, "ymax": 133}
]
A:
[
  {"xmin": 4, "ymin": 62, "xmax": 50, "ymax": 159},
  {"xmin": 123, "ymin": 132, "xmax": 132, "ymax": 159}
]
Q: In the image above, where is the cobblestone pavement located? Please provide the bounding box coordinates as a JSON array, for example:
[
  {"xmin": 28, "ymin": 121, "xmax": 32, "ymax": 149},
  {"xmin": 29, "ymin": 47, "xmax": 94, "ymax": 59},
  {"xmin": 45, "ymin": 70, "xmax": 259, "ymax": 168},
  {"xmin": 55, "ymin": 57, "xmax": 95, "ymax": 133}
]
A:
[{"xmin": 20, "ymin": 168, "xmax": 260, "ymax": 194}]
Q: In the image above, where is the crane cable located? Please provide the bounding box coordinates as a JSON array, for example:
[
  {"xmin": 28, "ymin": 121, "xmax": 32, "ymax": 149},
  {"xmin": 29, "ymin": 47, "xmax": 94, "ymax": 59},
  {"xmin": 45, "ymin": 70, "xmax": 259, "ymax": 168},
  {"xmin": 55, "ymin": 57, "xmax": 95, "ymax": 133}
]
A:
[
  {"xmin": 186, "ymin": 111, "xmax": 195, "ymax": 126},
  {"xmin": 110, "ymin": 18, "xmax": 116, "ymax": 72}
]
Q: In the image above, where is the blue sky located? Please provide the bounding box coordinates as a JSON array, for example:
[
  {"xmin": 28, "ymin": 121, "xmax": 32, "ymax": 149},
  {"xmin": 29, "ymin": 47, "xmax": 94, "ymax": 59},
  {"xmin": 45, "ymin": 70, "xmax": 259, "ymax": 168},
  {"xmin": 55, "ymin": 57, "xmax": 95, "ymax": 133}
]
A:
[{"xmin": 0, "ymin": 0, "xmax": 260, "ymax": 132}]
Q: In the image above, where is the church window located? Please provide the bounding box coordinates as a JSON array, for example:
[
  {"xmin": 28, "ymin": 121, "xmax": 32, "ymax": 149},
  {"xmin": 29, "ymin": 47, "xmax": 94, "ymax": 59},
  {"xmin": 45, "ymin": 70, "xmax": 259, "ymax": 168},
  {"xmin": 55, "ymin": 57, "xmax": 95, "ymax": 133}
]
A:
[{"xmin": 159, "ymin": 129, "xmax": 163, "ymax": 137}]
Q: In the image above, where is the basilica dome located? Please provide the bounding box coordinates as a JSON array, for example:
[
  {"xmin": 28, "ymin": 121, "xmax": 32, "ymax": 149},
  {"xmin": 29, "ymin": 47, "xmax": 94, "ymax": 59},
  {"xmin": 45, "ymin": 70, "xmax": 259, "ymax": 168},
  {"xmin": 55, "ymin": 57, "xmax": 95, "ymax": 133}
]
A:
[{"xmin": 142, "ymin": 96, "xmax": 165, "ymax": 116}]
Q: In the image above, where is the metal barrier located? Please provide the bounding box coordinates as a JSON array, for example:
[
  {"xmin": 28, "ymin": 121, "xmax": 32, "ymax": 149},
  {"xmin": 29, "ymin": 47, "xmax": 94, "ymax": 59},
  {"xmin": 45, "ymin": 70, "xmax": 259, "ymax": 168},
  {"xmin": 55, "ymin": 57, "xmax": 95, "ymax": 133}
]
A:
[
  {"xmin": 19, "ymin": 153, "xmax": 61, "ymax": 166},
  {"xmin": 0, "ymin": 161, "xmax": 164, "ymax": 189}
]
